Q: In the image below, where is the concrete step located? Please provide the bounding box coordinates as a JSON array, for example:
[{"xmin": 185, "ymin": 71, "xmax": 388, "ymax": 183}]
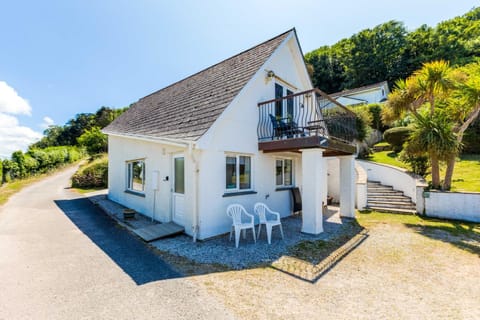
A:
[
  {"xmin": 366, "ymin": 206, "xmax": 417, "ymax": 215},
  {"xmin": 367, "ymin": 196, "xmax": 413, "ymax": 202},
  {"xmin": 368, "ymin": 191, "xmax": 405, "ymax": 196},
  {"xmin": 367, "ymin": 201, "xmax": 416, "ymax": 209}
]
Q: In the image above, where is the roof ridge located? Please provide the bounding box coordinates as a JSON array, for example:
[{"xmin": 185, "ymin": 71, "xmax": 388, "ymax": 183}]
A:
[{"xmin": 139, "ymin": 28, "xmax": 295, "ymax": 101}]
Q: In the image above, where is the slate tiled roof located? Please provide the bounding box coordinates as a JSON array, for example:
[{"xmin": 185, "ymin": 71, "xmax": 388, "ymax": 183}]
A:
[
  {"xmin": 329, "ymin": 81, "xmax": 389, "ymax": 98},
  {"xmin": 103, "ymin": 29, "xmax": 294, "ymax": 141}
]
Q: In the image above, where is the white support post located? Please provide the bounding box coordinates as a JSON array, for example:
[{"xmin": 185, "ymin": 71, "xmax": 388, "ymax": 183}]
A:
[
  {"xmin": 340, "ymin": 155, "xmax": 355, "ymax": 218},
  {"xmin": 301, "ymin": 149, "xmax": 327, "ymax": 234}
]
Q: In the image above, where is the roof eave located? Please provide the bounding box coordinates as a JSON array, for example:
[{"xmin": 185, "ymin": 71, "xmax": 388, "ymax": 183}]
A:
[{"xmin": 102, "ymin": 130, "xmax": 193, "ymax": 148}]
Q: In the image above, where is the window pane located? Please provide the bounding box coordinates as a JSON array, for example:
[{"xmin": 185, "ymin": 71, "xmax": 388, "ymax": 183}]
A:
[
  {"xmin": 174, "ymin": 157, "xmax": 185, "ymax": 194},
  {"xmin": 239, "ymin": 156, "xmax": 251, "ymax": 190},
  {"xmin": 275, "ymin": 160, "xmax": 283, "ymax": 186},
  {"xmin": 286, "ymin": 89, "xmax": 294, "ymax": 118},
  {"xmin": 284, "ymin": 159, "xmax": 293, "ymax": 186},
  {"xmin": 131, "ymin": 161, "xmax": 145, "ymax": 192},
  {"xmin": 226, "ymin": 156, "xmax": 236, "ymax": 189},
  {"xmin": 127, "ymin": 163, "xmax": 132, "ymax": 189},
  {"xmin": 275, "ymin": 83, "xmax": 283, "ymax": 117}
]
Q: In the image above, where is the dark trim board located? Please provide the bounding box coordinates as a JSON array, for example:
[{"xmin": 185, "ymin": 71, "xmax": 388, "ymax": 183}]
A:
[{"xmin": 258, "ymin": 136, "xmax": 356, "ymax": 156}]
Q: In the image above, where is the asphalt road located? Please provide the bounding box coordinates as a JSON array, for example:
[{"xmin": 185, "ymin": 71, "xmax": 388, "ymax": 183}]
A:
[{"xmin": 0, "ymin": 165, "xmax": 234, "ymax": 319}]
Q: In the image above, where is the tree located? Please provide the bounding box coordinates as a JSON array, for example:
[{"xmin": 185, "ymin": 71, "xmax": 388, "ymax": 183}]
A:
[
  {"xmin": 385, "ymin": 60, "xmax": 480, "ymax": 190},
  {"xmin": 305, "ymin": 7, "xmax": 480, "ymax": 92},
  {"xmin": 343, "ymin": 21, "xmax": 409, "ymax": 88},
  {"xmin": 77, "ymin": 127, "xmax": 108, "ymax": 154},
  {"xmin": 442, "ymin": 62, "xmax": 480, "ymax": 189},
  {"xmin": 304, "ymin": 46, "xmax": 346, "ymax": 93},
  {"xmin": 384, "ymin": 61, "xmax": 454, "ymax": 189}
]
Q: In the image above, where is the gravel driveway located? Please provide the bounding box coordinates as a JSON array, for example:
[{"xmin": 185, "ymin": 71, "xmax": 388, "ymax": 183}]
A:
[
  {"xmin": 188, "ymin": 219, "xmax": 480, "ymax": 319},
  {"xmin": 0, "ymin": 165, "xmax": 233, "ymax": 319}
]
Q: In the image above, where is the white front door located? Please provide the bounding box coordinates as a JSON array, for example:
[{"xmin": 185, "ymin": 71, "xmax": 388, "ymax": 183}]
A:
[{"xmin": 172, "ymin": 155, "xmax": 185, "ymax": 226}]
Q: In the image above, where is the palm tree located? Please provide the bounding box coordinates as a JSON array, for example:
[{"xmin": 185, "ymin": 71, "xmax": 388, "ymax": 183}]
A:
[
  {"xmin": 385, "ymin": 60, "xmax": 454, "ymax": 189},
  {"xmin": 443, "ymin": 62, "xmax": 480, "ymax": 189}
]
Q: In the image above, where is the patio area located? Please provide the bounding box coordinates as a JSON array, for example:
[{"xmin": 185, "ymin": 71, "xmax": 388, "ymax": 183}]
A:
[{"xmin": 88, "ymin": 192, "xmax": 361, "ymax": 269}]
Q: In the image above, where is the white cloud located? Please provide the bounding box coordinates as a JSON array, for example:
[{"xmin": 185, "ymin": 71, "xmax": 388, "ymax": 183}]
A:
[
  {"xmin": 40, "ymin": 116, "xmax": 55, "ymax": 129},
  {"xmin": 0, "ymin": 81, "xmax": 32, "ymax": 115},
  {"xmin": 0, "ymin": 113, "xmax": 42, "ymax": 159}
]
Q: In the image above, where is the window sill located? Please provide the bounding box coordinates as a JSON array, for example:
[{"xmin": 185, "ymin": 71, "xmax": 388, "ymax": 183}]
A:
[
  {"xmin": 222, "ymin": 190, "xmax": 258, "ymax": 197},
  {"xmin": 275, "ymin": 186, "xmax": 294, "ymax": 191},
  {"xmin": 124, "ymin": 189, "xmax": 146, "ymax": 197}
]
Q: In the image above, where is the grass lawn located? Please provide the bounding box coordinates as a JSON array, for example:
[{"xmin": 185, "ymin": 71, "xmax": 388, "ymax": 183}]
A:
[
  {"xmin": 366, "ymin": 150, "xmax": 408, "ymax": 169},
  {"xmin": 366, "ymin": 151, "xmax": 480, "ymax": 192},
  {"xmin": 357, "ymin": 210, "xmax": 480, "ymax": 238}
]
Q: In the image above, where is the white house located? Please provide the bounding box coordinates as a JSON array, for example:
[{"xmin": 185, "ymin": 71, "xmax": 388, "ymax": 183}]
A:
[
  {"xmin": 320, "ymin": 81, "xmax": 390, "ymax": 108},
  {"xmin": 103, "ymin": 29, "xmax": 358, "ymax": 241}
]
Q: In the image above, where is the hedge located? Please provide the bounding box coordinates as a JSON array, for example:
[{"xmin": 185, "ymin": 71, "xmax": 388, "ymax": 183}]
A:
[{"xmin": 383, "ymin": 126, "xmax": 413, "ymax": 153}]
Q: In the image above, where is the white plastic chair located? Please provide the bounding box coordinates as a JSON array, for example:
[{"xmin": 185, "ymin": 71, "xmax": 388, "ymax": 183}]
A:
[
  {"xmin": 254, "ymin": 202, "xmax": 284, "ymax": 244},
  {"xmin": 226, "ymin": 204, "xmax": 256, "ymax": 248}
]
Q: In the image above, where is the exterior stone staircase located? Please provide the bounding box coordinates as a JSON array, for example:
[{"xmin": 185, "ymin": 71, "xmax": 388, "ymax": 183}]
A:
[{"xmin": 367, "ymin": 181, "xmax": 417, "ymax": 214}]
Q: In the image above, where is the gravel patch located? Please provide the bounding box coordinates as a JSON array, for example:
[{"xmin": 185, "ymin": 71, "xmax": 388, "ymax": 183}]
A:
[
  {"xmin": 88, "ymin": 193, "xmax": 360, "ymax": 269},
  {"xmin": 150, "ymin": 209, "xmax": 357, "ymax": 269}
]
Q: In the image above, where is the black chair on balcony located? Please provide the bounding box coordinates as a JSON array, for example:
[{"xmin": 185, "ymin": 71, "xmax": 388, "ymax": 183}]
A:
[{"xmin": 269, "ymin": 114, "xmax": 304, "ymax": 139}]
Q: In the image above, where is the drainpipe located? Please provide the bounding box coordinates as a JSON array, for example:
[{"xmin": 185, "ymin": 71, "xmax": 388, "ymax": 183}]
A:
[{"xmin": 188, "ymin": 142, "xmax": 200, "ymax": 242}]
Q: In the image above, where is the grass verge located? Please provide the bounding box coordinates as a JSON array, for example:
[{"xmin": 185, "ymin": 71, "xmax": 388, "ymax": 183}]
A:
[{"xmin": 0, "ymin": 162, "xmax": 82, "ymax": 206}]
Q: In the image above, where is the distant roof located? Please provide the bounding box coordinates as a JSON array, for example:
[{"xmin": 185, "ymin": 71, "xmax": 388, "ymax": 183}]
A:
[
  {"xmin": 103, "ymin": 29, "xmax": 294, "ymax": 141},
  {"xmin": 329, "ymin": 81, "xmax": 389, "ymax": 98}
]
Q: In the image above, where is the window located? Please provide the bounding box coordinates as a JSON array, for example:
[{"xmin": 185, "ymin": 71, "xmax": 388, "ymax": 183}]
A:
[
  {"xmin": 226, "ymin": 155, "xmax": 252, "ymax": 191},
  {"xmin": 275, "ymin": 159, "xmax": 293, "ymax": 187},
  {"xmin": 127, "ymin": 160, "xmax": 145, "ymax": 193},
  {"xmin": 274, "ymin": 83, "xmax": 295, "ymax": 119},
  {"xmin": 174, "ymin": 157, "xmax": 185, "ymax": 194}
]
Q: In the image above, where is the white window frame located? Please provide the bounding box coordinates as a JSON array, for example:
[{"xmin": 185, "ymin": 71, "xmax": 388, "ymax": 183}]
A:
[
  {"xmin": 275, "ymin": 158, "xmax": 294, "ymax": 187},
  {"xmin": 126, "ymin": 159, "xmax": 146, "ymax": 193},
  {"xmin": 225, "ymin": 154, "xmax": 253, "ymax": 192}
]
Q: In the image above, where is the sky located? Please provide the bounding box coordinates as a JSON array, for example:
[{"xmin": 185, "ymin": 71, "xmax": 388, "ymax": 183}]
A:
[{"xmin": 0, "ymin": 0, "xmax": 478, "ymax": 158}]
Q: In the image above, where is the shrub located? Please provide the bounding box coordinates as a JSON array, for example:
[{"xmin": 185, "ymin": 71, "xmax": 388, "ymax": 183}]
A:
[
  {"xmin": 462, "ymin": 118, "xmax": 480, "ymax": 153},
  {"xmin": 71, "ymin": 155, "xmax": 108, "ymax": 188},
  {"xmin": 367, "ymin": 103, "xmax": 386, "ymax": 131},
  {"xmin": 399, "ymin": 151, "xmax": 429, "ymax": 177},
  {"xmin": 351, "ymin": 105, "xmax": 373, "ymax": 141},
  {"xmin": 383, "ymin": 127, "xmax": 412, "ymax": 153}
]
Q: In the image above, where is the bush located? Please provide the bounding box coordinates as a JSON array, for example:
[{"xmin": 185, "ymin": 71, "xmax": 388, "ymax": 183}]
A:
[
  {"xmin": 383, "ymin": 127, "xmax": 412, "ymax": 153},
  {"xmin": 462, "ymin": 118, "xmax": 480, "ymax": 153},
  {"xmin": 71, "ymin": 155, "xmax": 108, "ymax": 188},
  {"xmin": 399, "ymin": 151, "xmax": 429, "ymax": 177},
  {"xmin": 367, "ymin": 103, "xmax": 386, "ymax": 131},
  {"xmin": 351, "ymin": 105, "xmax": 373, "ymax": 141}
]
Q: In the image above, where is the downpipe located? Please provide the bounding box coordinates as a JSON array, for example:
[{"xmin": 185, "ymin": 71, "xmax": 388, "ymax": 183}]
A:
[{"xmin": 188, "ymin": 142, "xmax": 200, "ymax": 242}]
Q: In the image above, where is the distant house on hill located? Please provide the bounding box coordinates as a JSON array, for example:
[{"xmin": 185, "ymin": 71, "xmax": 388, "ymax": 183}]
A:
[
  {"xmin": 320, "ymin": 81, "xmax": 390, "ymax": 108},
  {"xmin": 103, "ymin": 29, "xmax": 359, "ymax": 241}
]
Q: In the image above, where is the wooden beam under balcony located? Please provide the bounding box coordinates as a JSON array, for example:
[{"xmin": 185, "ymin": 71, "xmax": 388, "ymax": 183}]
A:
[{"xmin": 258, "ymin": 136, "xmax": 356, "ymax": 156}]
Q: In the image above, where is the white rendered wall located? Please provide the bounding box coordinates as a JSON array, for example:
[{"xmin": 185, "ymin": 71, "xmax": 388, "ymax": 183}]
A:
[
  {"xmin": 107, "ymin": 135, "xmax": 186, "ymax": 226},
  {"xmin": 327, "ymin": 158, "xmax": 340, "ymax": 202},
  {"xmin": 355, "ymin": 163, "xmax": 368, "ymax": 210},
  {"xmin": 356, "ymin": 160, "xmax": 427, "ymax": 213},
  {"xmin": 301, "ymin": 149, "xmax": 326, "ymax": 234},
  {"xmin": 196, "ymin": 150, "xmax": 302, "ymax": 239},
  {"xmin": 194, "ymin": 34, "xmax": 313, "ymax": 239},
  {"xmin": 335, "ymin": 85, "xmax": 388, "ymax": 106},
  {"xmin": 425, "ymin": 191, "xmax": 480, "ymax": 222},
  {"xmin": 339, "ymin": 156, "xmax": 355, "ymax": 217}
]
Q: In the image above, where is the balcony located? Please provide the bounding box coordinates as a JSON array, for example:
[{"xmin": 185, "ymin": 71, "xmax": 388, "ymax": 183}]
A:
[{"xmin": 257, "ymin": 89, "xmax": 357, "ymax": 156}]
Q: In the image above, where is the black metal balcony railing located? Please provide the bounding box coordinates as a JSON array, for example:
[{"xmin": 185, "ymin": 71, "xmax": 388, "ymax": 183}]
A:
[{"xmin": 257, "ymin": 89, "xmax": 357, "ymax": 143}]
